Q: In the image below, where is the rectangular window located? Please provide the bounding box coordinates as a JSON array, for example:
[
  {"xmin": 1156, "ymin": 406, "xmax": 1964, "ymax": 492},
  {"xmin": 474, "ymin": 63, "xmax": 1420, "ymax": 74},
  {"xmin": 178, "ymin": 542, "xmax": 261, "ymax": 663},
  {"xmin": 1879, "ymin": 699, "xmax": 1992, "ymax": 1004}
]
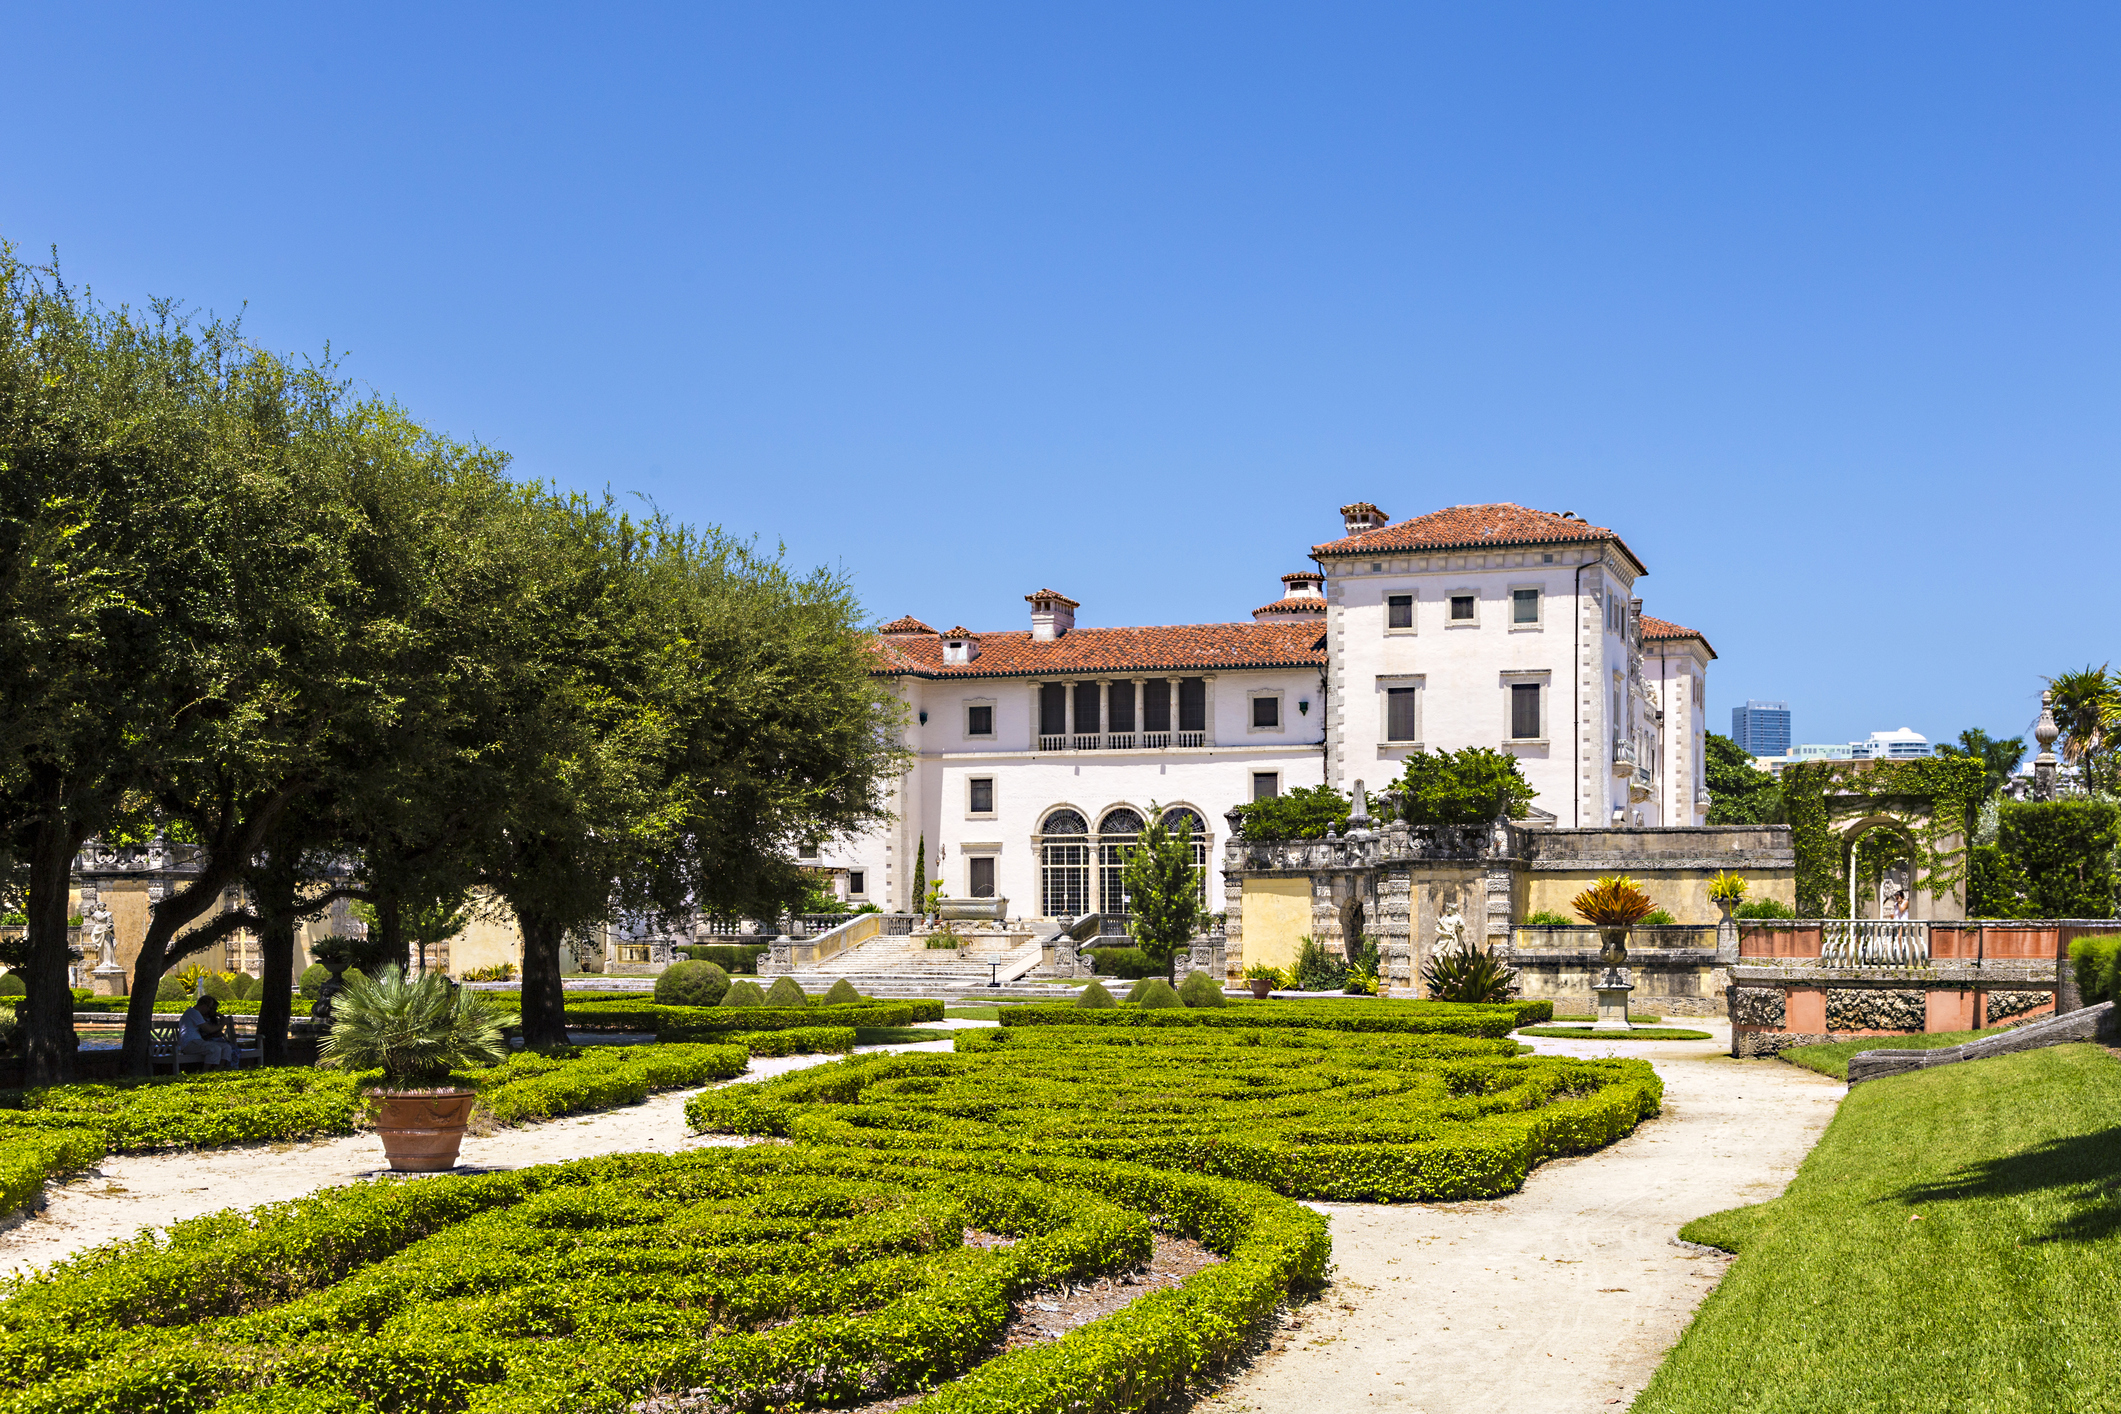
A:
[
  {"xmin": 1252, "ymin": 772, "xmax": 1279, "ymax": 801},
  {"xmin": 1073, "ymin": 681, "xmax": 1101, "ymax": 735},
  {"xmin": 1512, "ymin": 589, "xmax": 1540, "ymax": 624},
  {"xmin": 1143, "ymin": 679, "xmax": 1171, "ymax": 733},
  {"xmin": 1039, "ymin": 683, "xmax": 1067, "ymax": 736},
  {"xmin": 797, "ymin": 843, "xmax": 819, "ymax": 860},
  {"xmin": 1387, "ymin": 594, "xmax": 1414, "ymax": 629},
  {"xmin": 966, "ymin": 704, "xmax": 994, "ymax": 737},
  {"xmin": 1387, "ymin": 687, "xmax": 1419, "ymax": 741},
  {"xmin": 1512, "ymin": 683, "xmax": 1542, "ymax": 739},
  {"xmin": 1252, "ymin": 695, "xmax": 1279, "ymax": 728},
  {"xmin": 1178, "ymin": 679, "xmax": 1207, "ymax": 732},
  {"xmin": 968, "ymin": 857, "xmax": 995, "ymax": 898},
  {"xmin": 1450, "ymin": 595, "xmax": 1476, "ymax": 621},
  {"xmin": 1108, "ymin": 681, "xmax": 1136, "ymax": 733},
  {"xmin": 968, "ymin": 777, "xmax": 994, "ymax": 814},
  {"xmin": 847, "ymin": 870, "xmax": 866, "ymax": 897}
]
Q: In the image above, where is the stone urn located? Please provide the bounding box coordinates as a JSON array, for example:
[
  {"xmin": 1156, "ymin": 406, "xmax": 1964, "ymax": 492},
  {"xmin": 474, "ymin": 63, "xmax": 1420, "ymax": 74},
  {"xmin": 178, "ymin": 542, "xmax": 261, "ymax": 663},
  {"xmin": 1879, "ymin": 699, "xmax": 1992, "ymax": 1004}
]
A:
[
  {"xmin": 371, "ymin": 1090, "xmax": 477, "ymax": 1171},
  {"xmin": 1597, "ymin": 926, "xmax": 1630, "ymax": 970}
]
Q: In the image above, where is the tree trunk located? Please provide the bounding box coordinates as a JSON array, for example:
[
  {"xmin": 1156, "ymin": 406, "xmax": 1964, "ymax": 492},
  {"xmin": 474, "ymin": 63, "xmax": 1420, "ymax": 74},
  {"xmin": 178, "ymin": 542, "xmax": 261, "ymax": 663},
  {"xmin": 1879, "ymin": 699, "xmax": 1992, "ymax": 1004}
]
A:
[
  {"xmin": 254, "ymin": 860, "xmax": 298, "ymax": 1067},
  {"xmin": 376, "ymin": 895, "xmax": 408, "ymax": 976},
  {"xmin": 20, "ymin": 801, "xmax": 83, "ymax": 1088},
  {"xmin": 517, "ymin": 913, "xmax": 569, "ymax": 1050}
]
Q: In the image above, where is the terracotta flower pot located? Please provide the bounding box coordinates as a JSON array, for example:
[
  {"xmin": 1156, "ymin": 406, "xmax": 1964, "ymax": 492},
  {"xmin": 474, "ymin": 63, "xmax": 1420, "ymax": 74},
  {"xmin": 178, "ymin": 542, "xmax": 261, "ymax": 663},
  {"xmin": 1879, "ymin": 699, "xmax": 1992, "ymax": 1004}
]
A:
[
  {"xmin": 372, "ymin": 1090, "xmax": 476, "ymax": 1172},
  {"xmin": 1249, "ymin": 979, "xmax": 1273, "ymax": 999}
]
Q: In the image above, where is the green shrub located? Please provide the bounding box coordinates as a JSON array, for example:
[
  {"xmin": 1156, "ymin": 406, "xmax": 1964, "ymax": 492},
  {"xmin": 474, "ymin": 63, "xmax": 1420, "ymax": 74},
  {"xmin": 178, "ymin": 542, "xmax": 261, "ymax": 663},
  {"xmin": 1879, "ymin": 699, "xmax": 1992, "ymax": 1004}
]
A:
[
  {"xmin": 552, "ymin": 998, "xmax": 944, "ymax": 1041},
  {"xmin": 0, "ymin": 1146, "xmax": 1326, "ymax": 1414},
  {"xmin": 1391, "ymin": 745, "xmax": 1536, "ymax": 824},
  {"xmin": 476, "ymin": 1043, "xmax": 747, "ymax": 1123},
  {"xmin": 298, "ymin": 963, "xmax": 330, "ymax": 997},
  {"xmin": 1122, "ymin": 977, "xmax": 1152, "ymax": 1004},
  {"xmin": 199, "ymin": 973, "xmax": 236, "ymax": 1001},
  {"xmin": 1177, "ymin": 971, "xmax": 1225, "ymax": 1008},
  {"xmin": 1734, "ymin": 898, "xmax": 1797, "ymax": 920},
  {"xmin": 1088, "ymin": 946, "xmax": 1155, "ymax": 979},
  {"xmin": 1289, "ymin": 936, "xmax": 1345, "ymax": 992},
  {"xmin": 1232, "ymin": 783, "xmax": 1350, "ymax": 841},
  {"xmin": 653, "ymin": 960, "xmax": 731, "ymax": 1008},
  {"xmin": 999, "ymin": 997, "xmax": 1551, "ymax": 1035},
  {"xmin": 719, "ymin": 979, "xmax": 768, "ymax": 1008},
  {"xmin": 320, "ymin": 967, "xmax": 508, "ymax": 1088},
  {"xmin": 230, "ymin": 972, "xmax": 259, "ymax": 1000},
  {"xmin": 689, "ymin": 1026, "xmax": 1659, "ymax": 1203},
  {"xmin": 1638, "ymin": 909, "xmax": 1678, "ymax": 926},
  {"xmin": 0, "ymin": 974, "xmax": 23, "ymax": 998},
  {"xmin": 1420, "ymin": 945, "xmax": 1519, "ymax": 1004},
  {"xmin": 762, "ymin": 977, "xmax": 808, "ymax": 1007},
  {"xmin": 1075, "ymin": 980, "xmax": 1116, "ymax": 1008},
  {"xmin": 1136, "ymin": 978, "xmax": 1182, "ymax": 1009},
  {"xmin": 70, "ymin": 988, "xmax": 93, "ymax": 1006},
  {"xmin": 1522, "ymin": 910, "xmax": 1577, "ymax": 927},
  {"xmin": 730, "ymin": 1026, "xmax": 857, "ymax": 1058},
  {"xmin": 679, "ymin": 943, "xmax": 768, "ymax": 973},
  {"xmin": 822, "ymin": 978, "xmax": 864, "ymax": 1005},
  {"xmin": 2068, "ymin": 935, "xmax": 2121, "ymax": 1005},
  {"xmin": 156, "ymin": 973, "xmax": 189, "ymax": 1001}
]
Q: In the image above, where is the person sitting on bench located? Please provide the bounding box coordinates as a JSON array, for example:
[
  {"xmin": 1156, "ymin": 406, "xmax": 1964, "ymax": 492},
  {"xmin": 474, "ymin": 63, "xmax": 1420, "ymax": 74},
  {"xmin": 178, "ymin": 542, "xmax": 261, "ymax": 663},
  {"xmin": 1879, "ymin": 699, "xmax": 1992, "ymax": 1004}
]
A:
[{"xmin": 177, "ymin": 995, "xmax": 238, "ymax": 1069}]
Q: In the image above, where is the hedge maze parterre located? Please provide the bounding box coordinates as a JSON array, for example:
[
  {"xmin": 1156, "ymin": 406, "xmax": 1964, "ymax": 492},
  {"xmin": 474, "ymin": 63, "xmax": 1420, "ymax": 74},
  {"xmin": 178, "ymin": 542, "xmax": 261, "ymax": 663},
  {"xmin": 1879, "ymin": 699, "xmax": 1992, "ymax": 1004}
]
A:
[
  {"xmin": 0, "ymin": 1146, "xmax": 1327, "ymax": 1414},
  {"xmin": 686, "ymin": 1024, "xmax": 1662, "ymax": 1202}
]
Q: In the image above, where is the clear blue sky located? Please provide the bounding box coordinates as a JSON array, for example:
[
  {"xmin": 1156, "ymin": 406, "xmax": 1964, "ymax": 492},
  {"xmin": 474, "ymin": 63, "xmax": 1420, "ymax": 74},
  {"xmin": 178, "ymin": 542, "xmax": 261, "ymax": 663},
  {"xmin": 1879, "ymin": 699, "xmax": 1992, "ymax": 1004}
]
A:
[{"xmin": 6, "ymin": 3, "xmax": 2115, "ymax": 751}]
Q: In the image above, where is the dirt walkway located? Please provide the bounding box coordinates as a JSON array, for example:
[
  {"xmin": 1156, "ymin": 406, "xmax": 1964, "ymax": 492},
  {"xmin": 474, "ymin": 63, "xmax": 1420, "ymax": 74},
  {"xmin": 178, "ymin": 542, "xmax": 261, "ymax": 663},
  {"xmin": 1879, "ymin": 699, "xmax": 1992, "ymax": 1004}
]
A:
[
  {"xmin": 0, "ymin": 1035, "xmax": 963, "ymax": 1278},
  {"xmin": 1194, "ymin": 1021, "xmax": 1843, "ymax": 1414}
]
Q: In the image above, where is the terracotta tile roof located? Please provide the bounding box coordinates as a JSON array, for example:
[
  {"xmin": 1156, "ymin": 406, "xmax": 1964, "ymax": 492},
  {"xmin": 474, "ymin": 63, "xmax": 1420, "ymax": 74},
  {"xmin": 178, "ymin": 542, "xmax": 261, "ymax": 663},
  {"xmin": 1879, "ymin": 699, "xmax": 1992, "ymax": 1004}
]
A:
[
  {"xmin": 872, "ymin": 620, "xmax": 1326, "ymax": 680},
  {"xmin": 1641, "ymin": 614, "xmax": 1716, "ymax": 658},
  {"xmin": 1253, "ymin": 596, "xmax": 1329, "ymax": 618},
  {"xmin": 941, "ymin": 625, "xmax": 977, "ymax": 638},
  {"xmin": 878, "ymin": 615, "xmax": 937, "ymax": 635},
  {"xmin": 1312, "ymin": 502, "xmax": 1647, "ymax": 574}
]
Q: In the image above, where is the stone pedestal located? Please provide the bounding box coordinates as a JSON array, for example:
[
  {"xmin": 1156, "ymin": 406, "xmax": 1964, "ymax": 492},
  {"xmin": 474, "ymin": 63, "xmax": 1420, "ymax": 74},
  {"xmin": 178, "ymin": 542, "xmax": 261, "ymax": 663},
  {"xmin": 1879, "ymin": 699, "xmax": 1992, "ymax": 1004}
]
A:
[
  {"xmin": 90, "ymin": 965, "xmax": 127, "ymax": 997},
  {"xmin": 1592, "ymin": 972, "xmax": 1636, "ymax": 1032}
]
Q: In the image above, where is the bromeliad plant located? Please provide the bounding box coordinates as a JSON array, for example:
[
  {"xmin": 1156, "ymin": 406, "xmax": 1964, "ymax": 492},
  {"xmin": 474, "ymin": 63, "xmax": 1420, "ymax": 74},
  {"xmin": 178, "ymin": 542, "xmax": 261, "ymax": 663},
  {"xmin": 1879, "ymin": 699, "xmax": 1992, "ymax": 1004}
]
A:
[
  {"xmin": 320, "ymin": 966, "xmax": 509, "ymax": 1091},
  {"xmin": 1572, "ymin": 874, "xmax": 1655, "ymax": 970},
  {"xmin": 1707, "ymin": 871, "xmax": 1749, "ymax": 907}
]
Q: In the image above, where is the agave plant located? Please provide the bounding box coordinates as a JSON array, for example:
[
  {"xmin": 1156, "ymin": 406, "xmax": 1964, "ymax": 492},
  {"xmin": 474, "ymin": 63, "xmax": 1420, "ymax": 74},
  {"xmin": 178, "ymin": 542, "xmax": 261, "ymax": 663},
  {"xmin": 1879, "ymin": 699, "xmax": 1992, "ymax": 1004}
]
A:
[
  {"xmin": 1571, "ymin": 875, "xmax": 1656, "ymax": 927},
  {"xmin": 1421, "ymin": 944, "xmax": 1517, "ymax": 1003},
  {"xmin": 320, "ymin": 966, "xmax": 508, "ymax": 1091}
]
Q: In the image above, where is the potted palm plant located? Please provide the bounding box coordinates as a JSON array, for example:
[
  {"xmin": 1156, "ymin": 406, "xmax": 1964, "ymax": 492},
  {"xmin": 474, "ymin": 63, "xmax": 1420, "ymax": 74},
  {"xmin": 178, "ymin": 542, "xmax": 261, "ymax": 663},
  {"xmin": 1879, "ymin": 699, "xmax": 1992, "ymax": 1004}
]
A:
[{"xmin": 321, "ymin": 966, "xmax": 508, "ymax": 1172}]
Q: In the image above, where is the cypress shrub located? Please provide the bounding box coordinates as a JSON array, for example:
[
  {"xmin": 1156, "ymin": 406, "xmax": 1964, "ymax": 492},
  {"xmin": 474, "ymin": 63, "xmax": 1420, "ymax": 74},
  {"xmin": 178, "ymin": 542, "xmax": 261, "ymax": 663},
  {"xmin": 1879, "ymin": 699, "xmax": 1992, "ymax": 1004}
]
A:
[
  {"xmin": 1137, "ymin": 978, "xmax": 1183, "ymax": 1009},
  {"xmin": 1075, "ymin": 979, "xmax": 1117, "ymax": 1008},
  {"xmin": 822, "ymin": 978, "xmax": 863, "ymax": 1005},
  {"xmin": 1178, "ymin": 971, "xmax": 1225, "ymax": 1008},
  {"xmin": 720, "ymin": 980, "xmax": 768, "ymax": 1008},
  {"xmin": 762, "ymin": 977, "xmax": 808, "ymax": 1007},
  {"xmin": 655, "ymin": 960, "xmax": 731, "ymax": 1008}
]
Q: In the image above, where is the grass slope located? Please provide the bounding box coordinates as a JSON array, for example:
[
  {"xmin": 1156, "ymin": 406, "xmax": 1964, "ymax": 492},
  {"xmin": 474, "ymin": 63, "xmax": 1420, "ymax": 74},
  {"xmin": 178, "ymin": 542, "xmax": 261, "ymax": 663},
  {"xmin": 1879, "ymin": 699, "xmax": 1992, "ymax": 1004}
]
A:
[
  {"xmin": 1778, "ymin": 1025, "xmax": 2014, "ymax": 1081},
  {"xmin": 1638, "ymin": 1044, "xmax": 2121, "ymax": 1414}
]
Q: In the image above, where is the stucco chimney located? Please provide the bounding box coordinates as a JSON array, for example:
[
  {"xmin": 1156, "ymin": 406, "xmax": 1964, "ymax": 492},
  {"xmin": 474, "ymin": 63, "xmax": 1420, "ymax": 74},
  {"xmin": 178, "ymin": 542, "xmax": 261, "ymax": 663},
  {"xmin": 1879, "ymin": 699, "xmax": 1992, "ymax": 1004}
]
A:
[
  {"xmin": 1340, "ymin": 502, "xmax": 1388, "ymax": 536},
  {"xmin": 1026, "ymin": 589, "xmax": 1079, "ymax": 640}
]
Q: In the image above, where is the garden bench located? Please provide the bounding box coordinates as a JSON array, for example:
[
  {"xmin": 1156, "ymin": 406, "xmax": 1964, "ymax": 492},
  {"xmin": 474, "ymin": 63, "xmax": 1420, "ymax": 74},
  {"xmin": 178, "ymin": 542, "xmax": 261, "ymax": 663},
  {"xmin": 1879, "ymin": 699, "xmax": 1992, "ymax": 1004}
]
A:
[{"xmin": 148, "ymin": 1017, "xmax": 263, "ymax": 1073}]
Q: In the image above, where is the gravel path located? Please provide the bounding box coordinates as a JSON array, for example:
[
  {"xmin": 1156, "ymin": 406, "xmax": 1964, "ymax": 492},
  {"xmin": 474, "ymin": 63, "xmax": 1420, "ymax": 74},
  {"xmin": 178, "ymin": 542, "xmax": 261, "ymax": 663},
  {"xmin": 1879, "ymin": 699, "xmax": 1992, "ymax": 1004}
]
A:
[
  {"xmin": 1192, "ymin": 1020, "xmax": 1844, "ymax": 1414},
  {"xmin": 0, "ymin": 1034, "xmax": 963, "ymax": 1278}
]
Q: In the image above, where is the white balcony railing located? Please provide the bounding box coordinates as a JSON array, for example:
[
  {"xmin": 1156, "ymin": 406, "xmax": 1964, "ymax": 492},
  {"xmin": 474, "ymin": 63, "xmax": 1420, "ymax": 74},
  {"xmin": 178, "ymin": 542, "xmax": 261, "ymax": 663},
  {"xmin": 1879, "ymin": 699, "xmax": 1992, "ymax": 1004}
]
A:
[
  {"xmin": 1072, "ymin": 733, "xmax": 1102, "ymax": 750},
  {"xmin": 1036, "ymin": 731, "xmax": 1205, "ymax": 752},
  {"xmin": 1176, "ymin": 730, "xmax": 1206, "ymax": 747},
  {"xmin": 1140, "ymin": 731, "xmax": 1170, "ymax": 749},
  {"xmin": 1820, "ymin": 919, "xmax": 1930, "ymax": 966},
  {"xmin": 1106, "ymin": 733, "xmax": 1135, "ymax": 750}
]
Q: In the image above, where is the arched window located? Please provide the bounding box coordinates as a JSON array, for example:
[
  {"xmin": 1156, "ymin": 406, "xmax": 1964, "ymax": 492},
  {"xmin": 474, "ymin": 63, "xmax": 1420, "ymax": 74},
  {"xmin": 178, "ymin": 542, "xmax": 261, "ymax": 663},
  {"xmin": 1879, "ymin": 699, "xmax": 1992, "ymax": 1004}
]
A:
[
  {"xmin": 1162, "ymin": 807, "xmax": 1211, "ymax": 901},
  {"xmin": 1097, "ymin": 809, "xmax": 1143, "ymax": 914},
  {"xmin": 1037, "ymin": 810, "xmax": 1089, "ymax": 917}
]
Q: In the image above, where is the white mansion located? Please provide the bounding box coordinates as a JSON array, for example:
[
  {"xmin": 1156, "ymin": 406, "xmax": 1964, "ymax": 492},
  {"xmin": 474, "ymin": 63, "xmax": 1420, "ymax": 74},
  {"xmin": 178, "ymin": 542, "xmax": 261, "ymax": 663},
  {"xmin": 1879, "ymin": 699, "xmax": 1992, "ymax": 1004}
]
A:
[{"xmin": 822, "ymin": 501, "xmax": 1715, "ymax": 918}]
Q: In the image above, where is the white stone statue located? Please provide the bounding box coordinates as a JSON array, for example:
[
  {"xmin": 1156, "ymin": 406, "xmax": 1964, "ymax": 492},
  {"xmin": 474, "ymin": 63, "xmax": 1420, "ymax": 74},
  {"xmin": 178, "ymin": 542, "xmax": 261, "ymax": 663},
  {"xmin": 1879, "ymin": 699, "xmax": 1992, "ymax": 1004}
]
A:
[
  {"xmin": 1434, "ymin": 907, "xmax": 1467, "ymax": 955},
  {"xmin": 87, "ymin": 905, "xmax": 117, "ymax": 968}
]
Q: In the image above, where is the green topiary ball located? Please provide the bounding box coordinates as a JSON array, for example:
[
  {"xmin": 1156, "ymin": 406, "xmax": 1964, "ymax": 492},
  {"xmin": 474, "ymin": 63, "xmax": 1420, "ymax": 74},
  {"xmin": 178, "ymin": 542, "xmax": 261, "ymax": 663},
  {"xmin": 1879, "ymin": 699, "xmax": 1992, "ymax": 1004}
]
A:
[
  {"xmin": 654, "ymin": 960, "xmax": 731, "ymax": 1008},
  {"xmin": 719, "ymin": 979, "xmax": 768, "ymax": 1008},
  {"xmin": 1178, "ymin": 970, "xmax": 1226, "ymax": 1008},
  {"xmin": 822, "ymin": 978, "xmax": 863, "ymax": 1005},
  {"xmin": 200, "ymin": 973, "xmax": 236, "ymax": 1001},
  {"xmin": 762, "ymin": 977, "xmax": 808, "ymax": 1007},
  {"xmin": 1136, "ymin": 977, "xmax": 1183, "ymax": 1009},
  {"xmin": 0, "ymin": 974, "xmax": 24, "ymax": 998},
  {"xmin": 156, "ymin": 973, "xmax": 189, "ymax": 1001},
  {"xmin": 1074, "ymin": 979, "xmax": 1117, "ymax": 1008},
  {"xmin": 299, "ymin": 963, "xmax": 329, "ymax": 998}
]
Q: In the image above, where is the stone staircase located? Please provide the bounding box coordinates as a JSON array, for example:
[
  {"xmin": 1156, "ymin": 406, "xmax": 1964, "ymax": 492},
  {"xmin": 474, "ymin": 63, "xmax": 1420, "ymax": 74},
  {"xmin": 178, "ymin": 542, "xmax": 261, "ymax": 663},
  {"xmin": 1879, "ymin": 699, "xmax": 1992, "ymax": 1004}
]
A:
[{"xmin": 775, "ymin": 929, "xmax": 1080, "ymax": 1002}]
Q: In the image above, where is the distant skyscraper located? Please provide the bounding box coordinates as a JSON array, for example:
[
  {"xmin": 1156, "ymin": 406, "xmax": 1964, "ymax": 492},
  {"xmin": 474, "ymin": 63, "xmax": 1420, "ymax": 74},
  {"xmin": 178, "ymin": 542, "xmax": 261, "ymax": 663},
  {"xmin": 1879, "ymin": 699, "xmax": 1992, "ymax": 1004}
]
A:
[{"xmin": 1732, "ymin": 700, "xmax": 1792, "ymax": 758}]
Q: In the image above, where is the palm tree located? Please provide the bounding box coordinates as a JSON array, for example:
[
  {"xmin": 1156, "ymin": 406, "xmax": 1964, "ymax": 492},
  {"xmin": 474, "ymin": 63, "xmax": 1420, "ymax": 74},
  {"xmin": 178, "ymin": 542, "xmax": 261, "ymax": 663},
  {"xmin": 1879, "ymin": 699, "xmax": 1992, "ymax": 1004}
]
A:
[{"xmin": 2046, "ymin": 665, "xmax": 2119, "ymax": 794}]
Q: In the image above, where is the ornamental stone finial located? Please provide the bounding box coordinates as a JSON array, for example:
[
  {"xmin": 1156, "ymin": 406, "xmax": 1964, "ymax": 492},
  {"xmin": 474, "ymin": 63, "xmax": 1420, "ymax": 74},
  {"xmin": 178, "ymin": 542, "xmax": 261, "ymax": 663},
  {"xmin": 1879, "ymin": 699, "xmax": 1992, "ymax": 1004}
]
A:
[{"xmin": 2033, "ymin": 690, "xmax": 2060, "ymax": 801}]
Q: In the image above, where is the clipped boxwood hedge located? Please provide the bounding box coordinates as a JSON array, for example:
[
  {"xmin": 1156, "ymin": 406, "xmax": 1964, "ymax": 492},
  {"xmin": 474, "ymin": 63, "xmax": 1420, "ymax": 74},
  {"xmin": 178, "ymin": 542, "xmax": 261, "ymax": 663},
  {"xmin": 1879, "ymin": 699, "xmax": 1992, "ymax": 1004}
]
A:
[
  {"xmin": 0, "ymin": 1042, "xmax": 762, "ymax": 1218},
  {"xmin": 688, "ymin": 1024, "xmax": 1659, "ymax": 1202},
  {"xmin": 999, "ymin": 996, "xmax": 1552, "ymax": 1037},
  {"xmin": 559, "ymin": 997, "xmax": 944, "ymax": 1041},
  {"xmin": 0, "ymin": 1145, "xmax": 1326, "ymax": 1414}
]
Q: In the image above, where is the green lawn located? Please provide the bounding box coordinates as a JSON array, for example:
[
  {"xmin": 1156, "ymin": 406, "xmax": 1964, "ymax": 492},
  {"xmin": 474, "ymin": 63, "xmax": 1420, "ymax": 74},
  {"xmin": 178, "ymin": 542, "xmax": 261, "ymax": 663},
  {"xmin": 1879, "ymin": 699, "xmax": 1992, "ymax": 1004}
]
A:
[
  {"xmin": 942, "ymin": 1005, "xmax": 1002, "ymax": 1021},
  {"xmin": 1638, "ymin": 1044, "xmax": 2121, "ymax": 1414},
  {"xmin": 1778, "ymin": 1026, "xmax": 2015, "ymax": 1081},
  {"xmin": 1518, "ymin": 1026, "xmax": 1711, "ymax": 1040}
]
